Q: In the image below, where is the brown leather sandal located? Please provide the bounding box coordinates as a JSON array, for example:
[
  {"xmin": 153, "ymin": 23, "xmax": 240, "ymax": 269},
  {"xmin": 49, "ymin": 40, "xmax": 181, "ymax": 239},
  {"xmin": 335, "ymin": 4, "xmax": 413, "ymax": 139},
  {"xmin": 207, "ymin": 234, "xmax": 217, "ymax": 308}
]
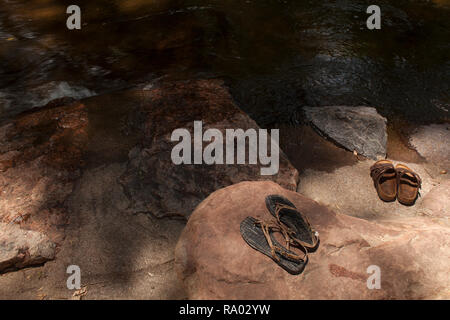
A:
[
  {"xmin": 395, "ymin": 164, "xmax": 422, "ymax": 206},
  {"xmin": 370, "ymin": 160, "xmax": 397, "ymax": 202}
]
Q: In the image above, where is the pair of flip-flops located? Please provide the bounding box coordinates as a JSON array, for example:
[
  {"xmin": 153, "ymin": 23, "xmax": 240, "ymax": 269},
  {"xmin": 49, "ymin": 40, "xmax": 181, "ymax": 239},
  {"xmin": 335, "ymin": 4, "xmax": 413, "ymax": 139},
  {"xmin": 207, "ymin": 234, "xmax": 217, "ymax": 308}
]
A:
[{"xmin": 240, "ymin": 195, "xmax": 320, "ymax": 275}]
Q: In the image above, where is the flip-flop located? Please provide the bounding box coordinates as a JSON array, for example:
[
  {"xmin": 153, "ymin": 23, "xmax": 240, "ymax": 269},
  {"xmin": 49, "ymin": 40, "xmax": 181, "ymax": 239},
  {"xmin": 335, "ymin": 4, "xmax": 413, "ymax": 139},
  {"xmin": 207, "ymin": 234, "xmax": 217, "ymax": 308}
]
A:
[
  {"xmin": 370, "ymin": 160, "xmax": 397, "ymax": 202},
  {"xmin": 240, "ymin": 216, "xmax": 307, "ymax": 275},
  {"xmin": 265, "ymin": 195, "xmax": 319, "ymax": 252},
  {"xmin": 395, "ymin": 164, "xmax": 422, "ymax": 206}
]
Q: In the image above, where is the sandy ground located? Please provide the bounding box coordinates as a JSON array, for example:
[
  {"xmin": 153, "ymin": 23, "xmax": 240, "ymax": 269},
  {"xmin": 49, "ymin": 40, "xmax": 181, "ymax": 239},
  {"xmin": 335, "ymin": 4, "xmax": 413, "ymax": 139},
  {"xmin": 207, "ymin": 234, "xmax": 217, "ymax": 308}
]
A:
[{"xmin": 0, "ymin": 122, "xmax": 447, "ymax": 299}]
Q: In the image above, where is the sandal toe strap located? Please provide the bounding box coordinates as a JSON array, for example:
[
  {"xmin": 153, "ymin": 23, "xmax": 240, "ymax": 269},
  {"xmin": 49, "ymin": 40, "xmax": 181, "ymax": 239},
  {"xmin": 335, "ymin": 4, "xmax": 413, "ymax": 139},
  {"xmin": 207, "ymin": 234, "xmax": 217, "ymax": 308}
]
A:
[
  {"xmin": 370, "ymin": 162, "xmax": 395, "ymax": 183},
  {"xmin": 396, "ymin": 167, "xmax": 422, "ymax": 188},
  {"xmin": 253, "ymin": 219, "xmax": 307, "ymax": 263}
]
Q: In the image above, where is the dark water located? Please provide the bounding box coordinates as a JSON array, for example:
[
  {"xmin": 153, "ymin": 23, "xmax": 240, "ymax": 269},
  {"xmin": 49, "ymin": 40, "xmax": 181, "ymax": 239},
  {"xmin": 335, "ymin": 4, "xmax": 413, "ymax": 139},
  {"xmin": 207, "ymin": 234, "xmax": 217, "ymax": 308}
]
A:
[{"xmin": 0, "ymin": 0, "xmax": 449, "ymax": 126}]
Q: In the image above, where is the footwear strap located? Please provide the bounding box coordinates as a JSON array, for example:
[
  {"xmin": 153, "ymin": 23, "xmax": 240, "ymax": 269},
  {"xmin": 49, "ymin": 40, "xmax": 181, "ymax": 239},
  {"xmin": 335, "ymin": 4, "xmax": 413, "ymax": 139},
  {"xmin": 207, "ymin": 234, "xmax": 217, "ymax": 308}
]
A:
[
  {"xmin": 274, "ymin": 203, "xmax": 319, "ymax": 249},
  {"xmin": 370, "ymin": 161, "xmax": 396, "ymax": 184},
  {"xmin": 253, "ymin": 218, "xmax": 307, "ymax": 263},
  {"xmin": 396, "ymin": 167, "xmax": 422, "ymax": 188},
  {"xmin": 274, "ymin": 203, "xmax": 297, "ymax": 225}
]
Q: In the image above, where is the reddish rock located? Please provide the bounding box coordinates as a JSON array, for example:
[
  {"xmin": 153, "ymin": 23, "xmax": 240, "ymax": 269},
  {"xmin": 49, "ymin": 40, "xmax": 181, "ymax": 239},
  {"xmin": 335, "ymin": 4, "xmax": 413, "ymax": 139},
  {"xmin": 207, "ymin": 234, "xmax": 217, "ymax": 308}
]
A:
[
  {"xmin": 420, "ymin": 180, "xmax": 450, "ymax": 218},
  {"xmin": 0, "ymin": 223, "xmax": 56, "ymax": 272},
  {"xmin": 175, "ymin": 181, "xmax": 450, "ymax": 299},
  {"xmin": 0, "ymin": 103, "xmax": 88, "ymax": 272},
  {"xmin": 0, "ymin": 102, "xmax": 89, "ymax": 272}
]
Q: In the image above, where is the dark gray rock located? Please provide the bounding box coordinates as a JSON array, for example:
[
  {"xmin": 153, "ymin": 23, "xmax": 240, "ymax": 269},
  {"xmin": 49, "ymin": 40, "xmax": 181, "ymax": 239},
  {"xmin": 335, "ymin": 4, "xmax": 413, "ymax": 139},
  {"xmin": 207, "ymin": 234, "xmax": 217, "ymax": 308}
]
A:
[{"xmin": 304, "ymin": 106, "xmax": 387, "ymax": 159}]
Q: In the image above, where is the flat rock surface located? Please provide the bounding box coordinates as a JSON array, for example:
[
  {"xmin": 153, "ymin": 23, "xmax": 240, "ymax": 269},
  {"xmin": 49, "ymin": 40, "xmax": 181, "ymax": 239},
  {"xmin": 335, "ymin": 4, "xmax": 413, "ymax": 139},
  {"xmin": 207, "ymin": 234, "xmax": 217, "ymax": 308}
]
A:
[
  {"xmin": 304, "ymin": 106, "xmax": 387, "ymax": 160},
  {"xmin": 297, "ymin": 159, "xmax": 441, "ymax": 220},
  {"xmin": 175, "ymin": 181, "xmax": 450, "ymax": 299},
  {"xmin": 409, "ymin": 124, "xmax": 450, "ymax": 171},
  {"xmin": 420, "ymin": 179, "xmax": 450, "ymax": 219}
]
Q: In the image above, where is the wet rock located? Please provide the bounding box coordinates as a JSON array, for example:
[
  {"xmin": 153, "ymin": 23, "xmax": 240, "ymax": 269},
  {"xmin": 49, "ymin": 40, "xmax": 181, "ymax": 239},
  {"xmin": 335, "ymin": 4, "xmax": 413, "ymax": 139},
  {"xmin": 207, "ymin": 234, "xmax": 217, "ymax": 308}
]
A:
[
  {"xmin": 0, "ymin": 80, "xmax": 95, "ymax": 119},
  {"xmin": 175, "ymin": 181, "xmax": 450, "ymax": 299},
  {"xmin": 304, "ymin": 106, "xmax": 387, "ymax": 160},
  {"xmin": 119, "ymin": 80, "xmax": 299, "ymax": 219},
  {"xmin": 0, "ymin": 223, "xmax": 56, "ymax": 272}
]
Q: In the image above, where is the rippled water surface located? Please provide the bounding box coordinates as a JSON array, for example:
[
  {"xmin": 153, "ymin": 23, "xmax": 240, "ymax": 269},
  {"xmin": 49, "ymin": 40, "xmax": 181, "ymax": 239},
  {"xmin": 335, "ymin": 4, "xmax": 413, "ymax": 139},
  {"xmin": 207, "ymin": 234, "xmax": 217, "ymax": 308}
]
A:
[{"xmin": 0, "ymin": 0, "xmax": 449, "ymax": 125}]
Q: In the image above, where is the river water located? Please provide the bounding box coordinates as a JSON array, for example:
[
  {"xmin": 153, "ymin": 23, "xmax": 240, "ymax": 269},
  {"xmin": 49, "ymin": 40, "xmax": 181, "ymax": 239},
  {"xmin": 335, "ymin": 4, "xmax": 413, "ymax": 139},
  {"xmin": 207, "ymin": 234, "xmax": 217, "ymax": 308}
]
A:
[{"xmin": 0, "ymin": 0, "xmax": 449, "ymax": 126}]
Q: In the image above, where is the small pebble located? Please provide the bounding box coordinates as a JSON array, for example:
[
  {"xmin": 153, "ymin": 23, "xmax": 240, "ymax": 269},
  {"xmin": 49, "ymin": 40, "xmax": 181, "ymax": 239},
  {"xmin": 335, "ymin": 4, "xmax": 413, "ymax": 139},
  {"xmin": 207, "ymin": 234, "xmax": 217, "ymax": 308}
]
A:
[{"xmin": 440, "ymin": 170, "xmax": 447, "ymax": 174}]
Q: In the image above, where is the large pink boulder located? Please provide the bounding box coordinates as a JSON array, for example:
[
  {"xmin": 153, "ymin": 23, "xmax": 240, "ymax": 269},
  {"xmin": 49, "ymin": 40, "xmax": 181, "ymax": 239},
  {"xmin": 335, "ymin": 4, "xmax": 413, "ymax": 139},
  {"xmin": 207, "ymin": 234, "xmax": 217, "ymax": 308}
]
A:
[{"xmin": 175, "ymin": 181, "xmax": 450, "ymax": 299}]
